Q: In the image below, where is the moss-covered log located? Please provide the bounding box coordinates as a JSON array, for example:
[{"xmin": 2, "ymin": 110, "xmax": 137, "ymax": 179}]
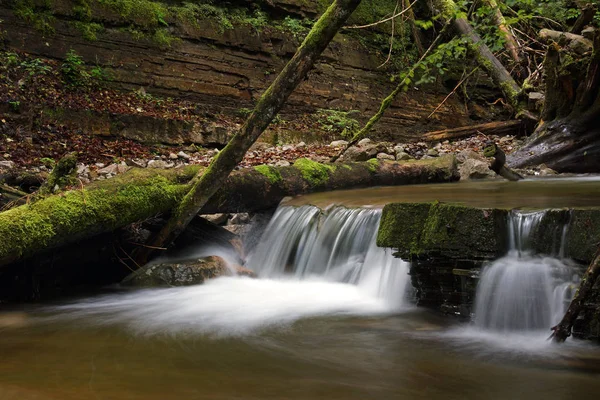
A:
[{"xmin": 0, "ymin": 156, "xmax": 458, "ymax": 267}]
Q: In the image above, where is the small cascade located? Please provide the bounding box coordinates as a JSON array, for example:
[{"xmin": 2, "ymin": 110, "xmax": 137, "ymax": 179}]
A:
[
  {"xmin": 507, "ymin": 210, "xmax": 545, "ymax": 254},
  {"xmin": 247, "ymin": 205, "xmax": 411, "ymax": 309},
  {"xmin": 474, "ymin": 210, "xmax": 577, "ymax": 332}
]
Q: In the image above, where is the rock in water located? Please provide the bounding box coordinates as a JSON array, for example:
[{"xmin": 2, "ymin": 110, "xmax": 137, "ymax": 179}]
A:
[{"xmin": 121, "ymin": 256, "xmax": 229, "ymax": 287}]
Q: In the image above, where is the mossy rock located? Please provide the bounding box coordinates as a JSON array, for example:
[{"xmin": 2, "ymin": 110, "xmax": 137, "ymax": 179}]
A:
[
  {"xmin": 377, "ymin": 202, "xmax": 508, "ymax": 261},
  {"xmin": 121, "ymin": 255, "xmax": 229, "ymax": 287},
  {"xmin": 564, "ymin": 210, "xmax": 600, "ymax": 264}
]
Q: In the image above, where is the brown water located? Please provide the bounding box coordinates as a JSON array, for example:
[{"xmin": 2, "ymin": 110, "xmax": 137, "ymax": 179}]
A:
[
  {"xmin": 283, "ymin": 177, "xmax": 600, "ymax": 209},
  {"xmin": 1, "ymin": 289, "xmax": 600, "ymax": 400}
]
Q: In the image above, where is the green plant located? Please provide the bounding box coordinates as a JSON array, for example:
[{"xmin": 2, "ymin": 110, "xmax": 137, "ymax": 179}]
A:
[
  {"xmin": 279, "ymin": 16, "xmax": 312, "ymax": 38},
  {"xmin": 152, "ymin": 28, "xmax": 180, "ymax": 48},
  {"xmin": 20, "ymin": 58, "xmax": 52, "ymax": 77},
  {"xmin": 61, "ymin": 49, "xmax": 90, "ymax": 87},
  {"xmin": 74, "ymin": 21, "xmax": 104, "ymax": 41},
  {"xmin": 39, "ymin": 157, "xmax": 56, "ymax": 168},
  {"xmin": 90, "ymin": 65, "xmax": 111, "ymax": 82},
  {"xmin": 316, "ymin": 109, "xmax": 360, "ymax": 138},
  {"xmin": 8, "ymin": 100, "xmax": 20, "ymax": 113},
  {"xmin": 13, "ymin": 0, "xmax": 56, "ymax": 35}
]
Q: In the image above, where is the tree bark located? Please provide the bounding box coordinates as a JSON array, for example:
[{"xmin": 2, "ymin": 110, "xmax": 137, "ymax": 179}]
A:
[
  {"xmin": 432, "ymin": 0, "xmax": 525, "ymax": 113},
  {"xmin": 422, "ymin": 120, "xmax": 526, "ymax": 142},
  {"xmin": 508, "ymin": 33, "xmax": 600, "ymax": 172},
  {"xmin": 134, "ymin": 0, "xmax": 364, "ymax": 265},
  {"xmin": 570, "ymin": 3, "xmax": 596, "ymax": 35},
  {"xmin": 482, "ymin": 0, "xmax": 521, "ymax": 64},
  {"xmin": 483, "ymin": 141, "xmax": 523, "ymax": 181},
  {"xmin": 551, "ymin": 247, "xmax": 600, "ymax": 343},
  {"xmin": 0, "ymin": 156, "xmax": 459, "ymax": 268},
  {"xmin": 404, "ymin": 0, "xmax": 425, "ymax": 55}
]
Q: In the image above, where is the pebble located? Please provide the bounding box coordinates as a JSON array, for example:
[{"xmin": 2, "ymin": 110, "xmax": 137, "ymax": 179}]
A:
[{"xmin": 178, "ymin": 151, "xmax": 191, "ymax": 160}]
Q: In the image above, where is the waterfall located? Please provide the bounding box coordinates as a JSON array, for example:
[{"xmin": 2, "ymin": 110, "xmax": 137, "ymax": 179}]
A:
[
  {"xmin": 247, "ymin": 205, "xmax": 411, "ymax": 309},
  {"xmin": 474, "ymin": 210, "xmax": 576, "ymax": 332}
]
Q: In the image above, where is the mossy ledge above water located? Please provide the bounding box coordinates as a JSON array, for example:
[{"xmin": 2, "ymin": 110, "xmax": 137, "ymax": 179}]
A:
[
  {"xmin": 377, "ymin": 202, "xmax": 600, "ymax": 265},
  {"xmin": 0, "ymin": 156, "xmax": 458, "ymax": 267},
  {"xmin": 377, "ymin": 202, "xmax": 508, "ymax": 261}
]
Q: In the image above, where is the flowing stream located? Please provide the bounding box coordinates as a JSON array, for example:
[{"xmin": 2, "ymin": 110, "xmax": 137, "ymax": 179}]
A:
[
  {"xmin": 1, "ymin": 186, "xmax": 600, "ymax": 399},
  {"xmin": 474, "ymin": 211, "xmax": 577, "ymax": 332}
]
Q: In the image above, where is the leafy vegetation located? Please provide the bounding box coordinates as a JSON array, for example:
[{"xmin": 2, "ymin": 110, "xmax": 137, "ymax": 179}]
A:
[{"xmin": 316, "ymin": 109, "xmax": 361, "ymax": 139}]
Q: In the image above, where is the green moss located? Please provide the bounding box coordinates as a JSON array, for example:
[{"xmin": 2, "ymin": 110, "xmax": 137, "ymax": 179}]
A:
[
  {"xmin": 254, "ymin": 165, "xmax": 282, "ymax": 184},
  {"xmin": 73, "ymin": 21, "xmax": 104, "ymax": 41},
  {"xmin": 13, "ymin": 0, "xmax": 56, "ymax": 35},
  {"xmin": 0, "ymin": 169, "xmax": 193, "ymax": 262},
  {"xmin": 366, "ymin": 158, "xmax": 379, "ymax": 173},
  {"xmin": 377, "ymin": 201, "xmax": 508, "ymax": 260},
  {"xmin": 293, "ymin": 158, "xmax": 334, "ymax": 186}
]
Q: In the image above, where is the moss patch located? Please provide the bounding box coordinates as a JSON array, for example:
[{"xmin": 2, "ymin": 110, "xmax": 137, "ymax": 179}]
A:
[
  {"xmin": 293, "ymin": 158, "xmax": 335, "ymax": 186},
  {"xmin": 378, "ymin": 202, "xmax": 508, "ymax": 261},
  {"xmin": 254, "ymin": 164, "xmax": 282, "ymax": 184}
]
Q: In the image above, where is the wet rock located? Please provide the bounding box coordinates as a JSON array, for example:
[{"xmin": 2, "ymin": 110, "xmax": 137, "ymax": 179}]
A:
[
  {"xmin": 377, "ymin": 152, "xmax": 395, "ymax": 161},
  {"xmin": 121, "ymin": 256, "xmax": 229, "ymax": 287},
  {"xmin": 200, "ymin": 213, "xmax": 229, "ymax": 225},
  {"xmin": 229, "ymin": 213, "xmax": 250, "ymax": 225},
  {"xmin": 224, "ymin": 224, "xmax": 251, "ymax": 237},
  {"xmin": 459, "ymin": 158, "xmax": 496, "ymax": 180},
  {"xmin": 538, "ymin": 164, "xmax": 558, "ymax": 176},
  {"xmin": 234, "ymin": 265, "xmax": 257, "ymax": 278},
  {"xmin": 330, "ymin": 140, "xmax": 348, "ymax": 147}
]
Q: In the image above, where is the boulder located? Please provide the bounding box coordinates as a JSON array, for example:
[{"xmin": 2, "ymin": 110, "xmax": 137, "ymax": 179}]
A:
[
  {"xmin": 459, "ymin": 158, "xmax": 496, "ymax": 180},
  {"xmin": 376, "ymin": 152, "xmax": 395, "ymax": 161},
  {"xmin": 121, "ymin": 256, "xmax": 229, "ymax": 287},
  {"xmin": 330, "ymin": 140, "xmax": 349, "ymax": 147}
]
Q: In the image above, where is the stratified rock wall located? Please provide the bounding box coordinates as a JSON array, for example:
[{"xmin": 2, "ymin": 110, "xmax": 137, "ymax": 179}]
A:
[{"xmin": 0, "ymin": 0, "xmax": 487, "ymax": 144}]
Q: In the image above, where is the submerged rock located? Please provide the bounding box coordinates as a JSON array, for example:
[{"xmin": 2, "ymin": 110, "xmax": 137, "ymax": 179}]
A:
[{"xmin": 121, "ymin": 256, "xmax": 229, "ymax": 287}]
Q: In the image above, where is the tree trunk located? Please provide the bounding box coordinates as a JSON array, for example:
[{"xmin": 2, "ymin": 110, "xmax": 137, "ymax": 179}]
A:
[
  {"xmin": 432, "ymin": 0, "xmax": 525, "ymax": 113},
  {"xmin": 134, "ymin": 0, "xmax": 364, "ymax": 265},
  {"xmin": 508, "ymin": 33, "xmax": 600, "ymax": 172},
  {"xmin": 570, "ymin": 3, "xmax": 597, "ymax": 35},
  {"xmin": 404, "ymin": 0, "xmax": 425, "ymax": 56},
  {"xmin": 482, "ymin": 0, "xmax": 521, "ymax": 64},
  {"xmin": 0, "ymin": 156, "xmax": 459, "ymax": 268},
  {"xmin": 551, "ymin": 247, "xmax": 600, "ymax": 343}
]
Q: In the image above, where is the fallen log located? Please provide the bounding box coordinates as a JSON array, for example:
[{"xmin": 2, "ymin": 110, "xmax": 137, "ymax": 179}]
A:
[
  {"xmin": 0, "ymin": 156, "xmax": 459, "ymax": 267},
  {"xmin": 422, "ymin": 120, "xmax": 527, "ymax": 142}
]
